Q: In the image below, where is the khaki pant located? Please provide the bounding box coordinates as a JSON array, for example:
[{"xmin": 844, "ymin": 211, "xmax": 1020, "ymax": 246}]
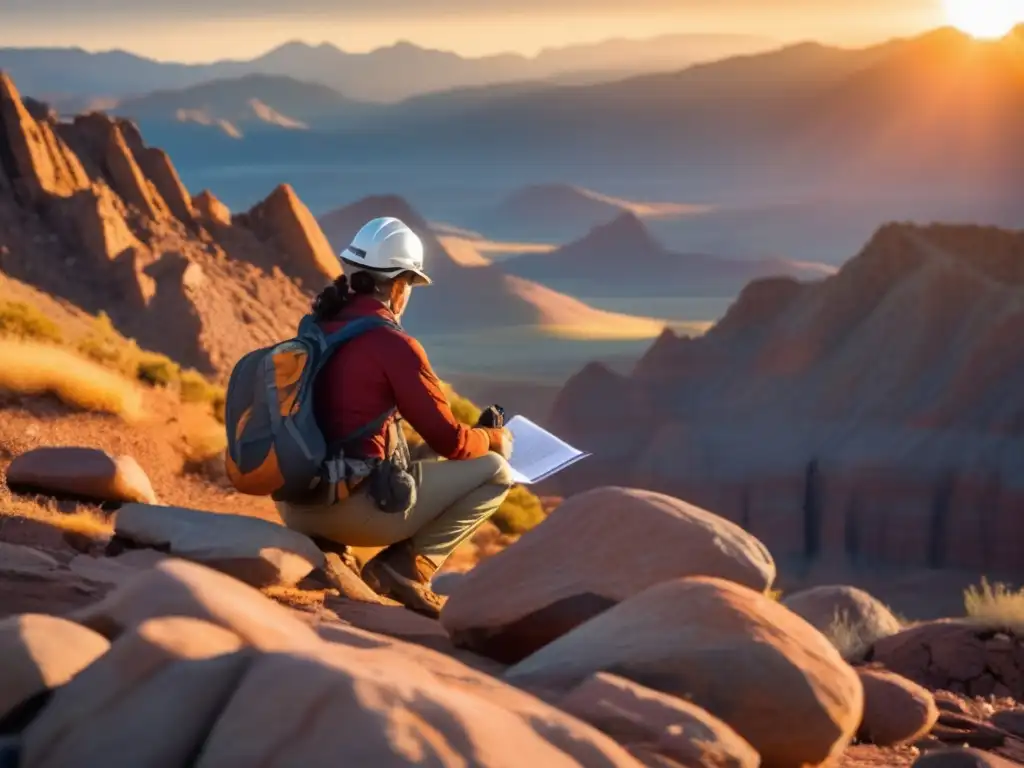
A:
[{"xmin": 277, "ymin": 451, "xmax": 513, "ymax": 568}]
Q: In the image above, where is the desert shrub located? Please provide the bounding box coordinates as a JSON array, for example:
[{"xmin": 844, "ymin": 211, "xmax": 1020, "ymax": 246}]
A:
[
  {"xmin": 492, "ymin": 484, "xmax": 546, "ymax": 535},
  {"xmin": 179, "ymin": 368, "xmax": 220, "ymax": 401},
  {"xmin": 0, "ymin": 301, "xmax": 63, "ymax": 344},
  {"xmin": 0, "ymin": 339, "xmax": 142, "ymax": 419},
  {"xmin": 76, "ymin": 312, "xmax": 143, "ymax": 378},
  {"xmin": 823, "ymin": 610, "xmax": 891, "ymax": 662},
  {"xmin": 964, "ymin": 577, "xmax": 1024, "ymax": 632},
  {"xmin": 136, "ymin": 352, "xmax": 181, "ymax": 387}
]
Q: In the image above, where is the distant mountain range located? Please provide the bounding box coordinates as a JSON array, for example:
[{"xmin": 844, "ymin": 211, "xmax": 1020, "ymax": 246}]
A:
[
  {"xmin": 0, "ymin": 33, "xmax": 775, "ymax": 106},
  {"xmin": 112, "ymin": 75, "xmax": 373, "ymax": 137},
  {"xmin": 470, "ymin": 183, "xmax": 711, "ymax": 243},
  {"xmin": 500, "ymin": 212, "xmax": 835, "ymax": 297},
  {"xmin": 317, "ymin": 196, "xmax": 669, "ymax": 339},
  {"xmin": 67, "ymin": 25, "xmax": 1024, "ymax": 210}
]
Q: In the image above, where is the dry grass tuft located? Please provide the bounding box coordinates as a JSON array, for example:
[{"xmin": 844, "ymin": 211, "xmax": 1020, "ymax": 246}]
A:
[
  {"xmin": 964, "ymin": 577, "xmax": 1024, "ymax": 633},
  {"xmin": 0, "ymin": 300, "xmax": 64, "ymax": 344},
  {"xmin": 824, "ymin": 610, "xmax": 886, "ymax": 662},
  {"xmin": 0, "ymin": 339, "xmax": 143, "ymax": 419},
  {"xmin": 0, "ymin": 494, "xmax": 114, "ymax": 543}
]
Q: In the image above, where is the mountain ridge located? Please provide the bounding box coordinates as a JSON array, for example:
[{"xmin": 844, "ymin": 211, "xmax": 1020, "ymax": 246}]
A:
[
  {"xmin": 0, "ymin": 32, "xmax": 776, "ymax": 105},
  {"xmin": 501, "ymin": 211, "xmax": 836, "ymax": 297},
  {"xmin": 546, "ymin": 221, "xmax": 1024, "ymax": 573}
]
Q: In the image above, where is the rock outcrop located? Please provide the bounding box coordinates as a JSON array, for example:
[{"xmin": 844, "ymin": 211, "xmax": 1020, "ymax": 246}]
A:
[
  {"xmin": 442, "ymin": 486, "xmax": 776, "ymax": 663},
  {"xmin": 192, "ymin": 190, "xmax": 231, "ymax": 227},
  {"xmin": 0, "ymin": 71, "xmax": 331, "ymax": 380},
  {"xmin": 234, "ymin": 183, "xmax": 340, "ymax": 289},
  {"xmin": 0, "ymin": 73, "xmax": 90, "ymax": 203},
  {"xmin": 8, "ymin": 557, "xmax": 643, "ymax": 767},
  {"xmin": 506, "ymin": 576, "xmax": 865, "ymax": 768},
  {"xmin": 549, "ymin": 223, "xmax": 1024, "ymax": 576},
  {"xmin": 869, "ymin": 621, "xmax": 1024, "ymax": 700}
]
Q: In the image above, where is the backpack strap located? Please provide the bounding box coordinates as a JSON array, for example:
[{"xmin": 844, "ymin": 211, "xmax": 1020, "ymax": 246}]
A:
[{"xmin": 322, "ymin": 315, "xmax": 401, "ymax": 354}]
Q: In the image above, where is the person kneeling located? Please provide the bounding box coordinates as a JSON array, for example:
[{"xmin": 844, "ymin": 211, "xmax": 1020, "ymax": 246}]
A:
[{"xmin": 275, "ymin": 217, "xmax": 514, "ymax": 618}]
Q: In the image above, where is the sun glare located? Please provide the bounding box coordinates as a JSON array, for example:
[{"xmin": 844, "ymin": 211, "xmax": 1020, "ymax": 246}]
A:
[{"xmin": 943, "ymin": 0, "xmax": 1024, "ymax": 38}]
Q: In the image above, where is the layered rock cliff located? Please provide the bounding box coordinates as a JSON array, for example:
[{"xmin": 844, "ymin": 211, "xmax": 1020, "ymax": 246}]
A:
[
  {"xmin": 0, "ymin": 71, "xmax": 338, "ymax": 378},
  {"xmin": 549, "ymin": 223, "xmax": 1024, "ymax": 575}
]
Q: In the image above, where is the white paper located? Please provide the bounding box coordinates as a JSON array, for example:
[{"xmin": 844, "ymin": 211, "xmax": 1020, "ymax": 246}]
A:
[{"xmin": 505, "ymin": 415, "xmax": 590, "ymax": 484}]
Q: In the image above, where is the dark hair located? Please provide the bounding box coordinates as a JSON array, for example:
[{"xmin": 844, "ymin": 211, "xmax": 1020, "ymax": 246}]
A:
[{"xmin": 311, "ymin": 271, "xmax": 379, "ymax": 321}]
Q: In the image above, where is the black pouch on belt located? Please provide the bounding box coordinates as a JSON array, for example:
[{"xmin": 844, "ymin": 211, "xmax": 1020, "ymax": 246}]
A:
[
  {"xmin": 366, "ymin": 416, "xmax": 417, "ymax": 516},
  {"xmin": 367, "ymin": 457, "xmax": 417, "ymax": 516}
]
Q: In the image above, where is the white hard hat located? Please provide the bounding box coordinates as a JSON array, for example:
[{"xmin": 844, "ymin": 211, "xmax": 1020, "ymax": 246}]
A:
[{"xmin": 340, "ymin": 217, "xmax": 431, "ymax": 286}]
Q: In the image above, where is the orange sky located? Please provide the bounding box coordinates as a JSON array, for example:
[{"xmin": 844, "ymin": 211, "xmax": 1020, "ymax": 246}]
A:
[{"xmin": 0, "ymin": 0, "xmax": 958, "ymax": 61}]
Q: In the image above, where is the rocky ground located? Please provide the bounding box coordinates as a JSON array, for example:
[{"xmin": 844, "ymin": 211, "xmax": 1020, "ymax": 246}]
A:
[{"xmin": 3, "ymin": 450, "xmax": 1024, "ymax": 767}]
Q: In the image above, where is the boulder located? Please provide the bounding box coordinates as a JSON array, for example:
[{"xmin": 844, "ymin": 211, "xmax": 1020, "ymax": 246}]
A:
[
  {"xmin": 196, "ymin": 641, "xmax": 640, "ymax": 768},
  {"xmin": 441, "ymin": 487, "xmax": 776, "ymax": 663},
  {"xmin": 856, "ymin": 667, "xmax": 938, "ymax": 746},
  {"xmin": 0, "ymin": 614, "xmax": 110, "ymax": 722},
  {"xmin": 557, "ymin": 672, "xmax": 760, "ymax": 768},
  {"xmin": 783, "ymin": 585, "xmax": 902, "ymax": 660},
  {"xmin": 911, "ymin": 747, "xmax": 1021, "ymax": 767},
  {"xmin": 21, "ymin": 617, "xmax": 250, "ymax": 768},
  {"xmin": 870, "ymin": 621, "xmax": 1024, "ymax": 700},
  {"xmin": 113, "ymin": 503, "xmax": 324, "ymax": 587},
  {"xmin": 69, "ymin": 558, "xmax": 322, "ymax": 651},
  {"xmin": 506, "ymin": 576, "xmax": 863, "ymax": 768},
  {"xmin": 6, "ymin": 447, "xmax": 157, "ymax": 505}
]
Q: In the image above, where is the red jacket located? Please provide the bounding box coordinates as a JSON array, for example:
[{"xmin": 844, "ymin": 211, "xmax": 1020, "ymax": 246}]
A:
[{"xmin": 315, "ymin": 295, "xmax": 501, "ymax": 461}]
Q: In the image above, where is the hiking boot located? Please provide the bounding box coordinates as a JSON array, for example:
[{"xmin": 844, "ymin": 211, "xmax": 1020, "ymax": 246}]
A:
[
  {"xmin": 361, "ymin": 542, "xmax": 446, "ymax": 619},
  {"xmin": 310, "ymin": 536, "xmax": 361, "ymax": 575}
]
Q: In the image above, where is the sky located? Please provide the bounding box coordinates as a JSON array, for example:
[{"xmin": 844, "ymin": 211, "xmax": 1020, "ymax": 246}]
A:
[{"xmin": 0, "ymin": 0, "xmax": 959, "ymax": 62}]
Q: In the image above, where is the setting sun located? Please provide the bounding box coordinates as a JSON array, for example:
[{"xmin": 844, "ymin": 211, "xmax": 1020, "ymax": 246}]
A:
[{"xmin": 943, "ymin": 0, "xmax": 1024, "ymax": 38}]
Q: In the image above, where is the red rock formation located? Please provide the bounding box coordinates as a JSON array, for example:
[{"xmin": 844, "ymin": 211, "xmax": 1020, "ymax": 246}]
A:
[
  {"xmin": 0, "ymin": 71, "xmax": 316, "ymax": 379},
  {"xmin": 133, "ymin": 148, "xmax": 194, "ymax": 224},
  {"xmin": 234, "ymin": 183, "xmax": 339, "ymax": 289},
  {"xmin": 0, "ymin": 72, "xmax": 90, "ymax": 203},
  {"xmin": 192, "ymin": 190, "xmax": 231, "ymax": 227},
  {"xmin": 549, "ymin": 223, "xmax": 1024, "ymax": 576}
]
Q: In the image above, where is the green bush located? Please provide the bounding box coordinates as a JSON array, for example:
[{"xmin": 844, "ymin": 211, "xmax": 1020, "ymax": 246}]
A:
[{"xmin": 0, "ymin": 301, "xmax": 63, "ymax": 344}]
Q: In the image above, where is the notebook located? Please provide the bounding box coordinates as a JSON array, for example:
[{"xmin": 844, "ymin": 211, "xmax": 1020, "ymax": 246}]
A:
[{"xmin": 504, "ymin": 415, "xmax": 590, "ymax": 485}]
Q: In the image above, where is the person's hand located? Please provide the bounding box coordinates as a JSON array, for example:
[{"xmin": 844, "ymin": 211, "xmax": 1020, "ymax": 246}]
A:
[
  {"xmin": 488, "ymin": 426, "xmax": 514, "ymax": 460},
  {"xmin": 476, "ymin": 404, "xmax": 505, "ymax": 429}
]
